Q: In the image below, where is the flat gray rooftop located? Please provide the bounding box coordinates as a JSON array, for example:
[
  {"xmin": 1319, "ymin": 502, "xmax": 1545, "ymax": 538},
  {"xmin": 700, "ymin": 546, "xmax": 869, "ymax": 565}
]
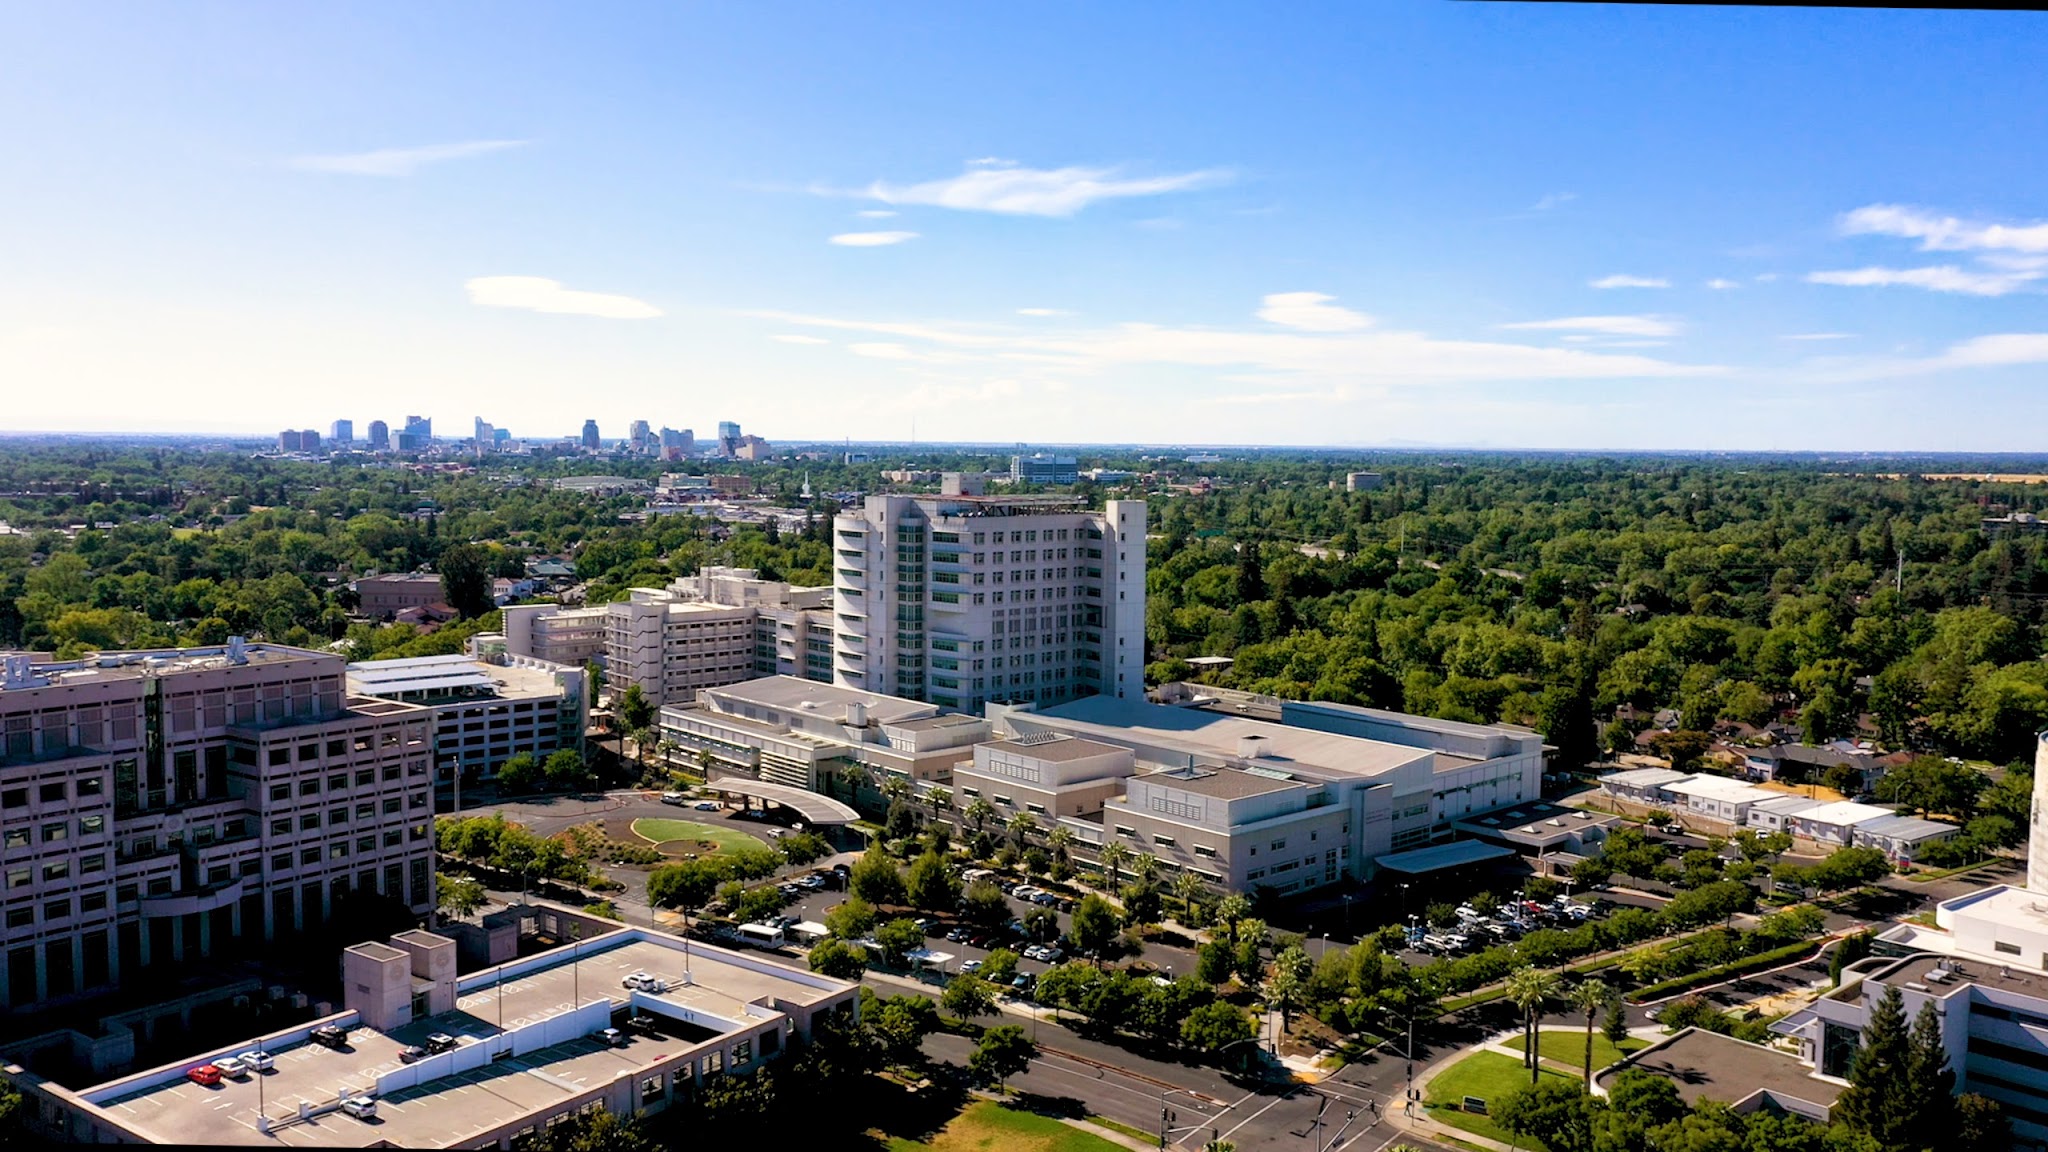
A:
[
  {"xmin": 983, "ymin": 736, "xmax": 1128, "ymax": 763},
  {"xmin": 89, "ymin": 935, "xmax": 845, "ymax": 1148},
  {"xmin": 1030, "ymin": 696, "xmax": 1433, "ymax": 780},
  {"xmin": 1882, "ymin": 953, "xmax": 2048, "ymax": 999},
  {"xmin": 1599, "ymin": 1028, "xmax": 1842, "ymax": 1112},
  {"xmin": 705, "ymin": 674, "xmax": 938, "ymax": 725},
  {"xmin": 1145, "ymin": 768, "xmax": 1301, "ymax": 799}
]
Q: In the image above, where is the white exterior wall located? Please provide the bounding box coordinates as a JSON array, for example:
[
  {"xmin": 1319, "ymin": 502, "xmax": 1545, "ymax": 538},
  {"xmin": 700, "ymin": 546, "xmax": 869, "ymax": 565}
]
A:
[{"xmin": 831, "ymin": 496, "xmax": 1146, "ymax": 712}]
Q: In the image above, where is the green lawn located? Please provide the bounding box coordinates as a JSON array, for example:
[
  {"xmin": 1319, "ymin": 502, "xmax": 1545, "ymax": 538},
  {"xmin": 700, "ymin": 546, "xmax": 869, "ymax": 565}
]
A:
[
  {"xmin": 882, "ymin": 1102, "xmax": 1128, "ymax": 1152},
  {"xmin": 628, "ymin": 818, "xmax": 763, "ymax": 855},
  {"xmin": 1505, "ymin": 1030, "xmax": 1646, "ymax": 1074},
  {"xmin": 1426, "ymin": 1050, "xmax": 1579, "ymax": 1151}
]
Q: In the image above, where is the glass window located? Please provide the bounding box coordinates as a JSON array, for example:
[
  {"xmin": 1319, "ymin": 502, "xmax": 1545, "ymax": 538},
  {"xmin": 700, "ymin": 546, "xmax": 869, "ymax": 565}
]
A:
[
  {"xmin": 269, "ymin": 783, "xmax": 290, "ymax": 802},
  {"xmin": 40, "ymin": 781, "xmax": 66, "ymax": 803},
  {"xmin": 80, "ymin": 814, "xmax": 104, "ymax": 834},
  {"xmin": 268, "ymin": 748, "xmax": 290, "ymax": 767},
  {"xmin": 42, "ymin": 822, "xmax": 67, "ymax": 843}
]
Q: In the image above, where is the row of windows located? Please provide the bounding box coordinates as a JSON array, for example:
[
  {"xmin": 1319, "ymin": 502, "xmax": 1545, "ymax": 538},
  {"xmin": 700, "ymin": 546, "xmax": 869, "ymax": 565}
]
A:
[
  {"xmin": 1, "ymin": 775, "xmax": 109, "ymax": 809},
  {"xmin": 3, "ymin": 814, "xmax": 106, "ymax": 849}
]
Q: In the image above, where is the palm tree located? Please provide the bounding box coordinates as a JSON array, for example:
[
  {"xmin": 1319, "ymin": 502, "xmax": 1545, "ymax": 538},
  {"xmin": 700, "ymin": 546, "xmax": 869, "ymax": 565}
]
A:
[
  {"xmin": 839, "ymin": 762, "xmax": 871, "ymax": 803},
  {"xmin": 1173, "ymin": 871, "xmax": 1207, "ymax": 921},
  {"xmin": 1504, "ymin": 966, "xmax": 1562, "ymax": 1085},
  {"xmin": 925, "ymin": 787, "xmax": 953, "ymax": 820},
  {"xmin": 1215, "ymin": 892, "xmax": 1251, "ymax": 938},
  {"xmin": 1099, "ymin": 840, "xmax": 1130, "ymax": 889},
  {"xmin": 879, "ymin": 774, "xmax": 911, "ymax": 805},
  {"xmin": 1046, "ymin": 826, "xmax": 1074, "ymax": 865},
  {"xmin": 1131, "ymin": 852, "xmax": 1160, "ymax": 884},
  {"xmin": 1008, "ymin": 812, "xmax": 1039, "ymax": 848},
  {"xmin": 1571, "ymin": 978, "xmax": 1612, "ymax": 1085},
  {"xmin": 964, "ymin": 797, "xmax": 998, "ymax": 836}
]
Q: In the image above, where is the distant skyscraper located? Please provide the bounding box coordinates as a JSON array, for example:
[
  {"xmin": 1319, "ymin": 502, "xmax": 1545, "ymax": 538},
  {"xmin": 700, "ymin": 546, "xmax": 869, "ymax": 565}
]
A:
[
  {"xmin": 659, "ymin": 427, "xmax": 692, "ymax": 460},
  {"xmin": 278, "ymin": 429, "xmax": 303, "ymax": 452},
  {"xmin": 718, "ymin": 420, "xmax": 742, "ymax": 457},
  {"xmin": 300, "ymin": 429, "xmax": 321, "ymax": 452},
  {"xmin": 366, "ymin": 420, "xmax": 390, "ymax": 451},
  {"xmin": 398, "ymin": 415, "xmax": 432, "ymax": 452},
  {"xmin": 629, "ymin": 419, "xmax": 651, "ymax": 454},
  {"xmin": 330, "ymin": 419, "xmax": 353, "ymax": 446},
  {"xmin": 494, "ymin": 427, "xmax": 511, "ymax": 444},
  {"xmin": 474, "ymin": 418, "xmax": 495, "ymax": 454},
  {"xmin": 581, "ymin": 419, "xmax": 601, "ymax": 450}
]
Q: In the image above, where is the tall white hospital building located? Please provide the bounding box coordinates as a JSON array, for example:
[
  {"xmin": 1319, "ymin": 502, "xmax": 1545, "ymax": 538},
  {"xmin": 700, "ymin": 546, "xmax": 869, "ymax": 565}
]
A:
[{"xmin": 830, "ymin": 492, "xmax": 1147, "ymax": 712}]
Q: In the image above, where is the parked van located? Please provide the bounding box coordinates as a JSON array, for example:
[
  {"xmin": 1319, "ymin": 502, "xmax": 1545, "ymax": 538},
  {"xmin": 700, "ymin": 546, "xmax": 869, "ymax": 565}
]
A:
[{"xmin": 736, "ymin": 923, "xmax": 787, "ymax": 950}]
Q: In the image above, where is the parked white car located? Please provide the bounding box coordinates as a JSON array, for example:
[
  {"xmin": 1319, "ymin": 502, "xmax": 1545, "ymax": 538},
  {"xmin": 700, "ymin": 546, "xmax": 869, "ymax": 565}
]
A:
[
  {"xmin": 236, "ymin": 1050, "xmax": 273, "ymax": 1072},
  {"xmin": 214, "ymin": 1056, "xmax": 250, "ymax": 1078},
  {"xmin": 340, "ymin": 1096, "xmax": 377, "ymax": 1120}
]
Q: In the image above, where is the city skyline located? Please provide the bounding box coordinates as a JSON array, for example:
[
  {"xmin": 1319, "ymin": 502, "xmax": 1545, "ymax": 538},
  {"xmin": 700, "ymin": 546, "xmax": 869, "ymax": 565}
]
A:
[{"xmin": 2, "ymin": 4, "xmax": 2046, "ymax": 449}]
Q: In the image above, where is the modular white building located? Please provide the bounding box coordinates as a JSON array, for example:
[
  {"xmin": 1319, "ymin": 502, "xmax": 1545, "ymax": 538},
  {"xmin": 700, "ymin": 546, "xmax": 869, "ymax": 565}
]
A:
[{"xmin": 345, "ymin": 653, "xmax": 585, "ymax": 786}]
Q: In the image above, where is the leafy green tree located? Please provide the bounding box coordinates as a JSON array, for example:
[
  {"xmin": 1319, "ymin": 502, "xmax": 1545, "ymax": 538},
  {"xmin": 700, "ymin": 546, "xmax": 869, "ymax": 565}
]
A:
[
  {"xmin": 543, "ymin": 748, "xmax": 585, "ymax": 790},
  {"xmin": 1903, "ymin": 1000, "xmax": 1956, "ymax": 1151},
  {"xmin": 824, "ymin": 896, "xmax": 878, "ymax": 939},
  {"xmin": 1181, "ymin": 1001, "xmax": 1255, "ymax": 1054},
  {"xmin": 1953, "ymin": 1093, "xmax": 2011, "ymax": 1152},
  {"xmin": 807, "ymin": 937, "xmax": 867, "ymax": 979},
  {"xmin": 436, "ymin": 544, "xmax": 495, "ymax": 619},
  {"xmin": 870, "ymin": 993, "xmax": 939, "ymax": 1062},
  {"xmin": 1070, "ymin": 893, "xmax": 1122, "ymax": 961},
  {"xmin": 435, "ymin": 875, "xmax": 487, "ymax": 920},
  {"xmin": 1494, "ymin": 1079, "xmax": 1600, "ymax": 1152},
  {"xmin": 850, "ymin": 849, "xmax": 906, "ymax": 906},
  {"xmin": 941, "ymin": 972, "xmax": 999, "ymax": 1021},
  {"xmin": 619, "ymin": 682, "xmax": 654, "ymax": 732},
  {"xmin": 906, "ymin": 850, "xmax": 961, "ymax": 913},
  {"xmin": 494, "ymin": 752, "xmax": 539, "ymax": 792},
  {"xmin": 968, "ymin": 1024, "xmax": 1035, "ymax": 1093},
  {"xmin": 1875, "ymin": 755, "xmax": 1986, "ymax": 819},
  {"xmin": 979, "ymin": 947, "xmax": 1021, "ymax": 986},
  {"xmin": 1601, "ymin": 985, "xmax": 1628, "ymax": 1047},
  {"xmin": 872, "ymin": 918, "xmax": 924, "ymax": 967},
  {"xmin": 778, "ymin": 831, "xmax": 830, "ymax": 866},
  {"xmin": 962, "ymin": 879, "xmax": 1010, "ymax": 928}
]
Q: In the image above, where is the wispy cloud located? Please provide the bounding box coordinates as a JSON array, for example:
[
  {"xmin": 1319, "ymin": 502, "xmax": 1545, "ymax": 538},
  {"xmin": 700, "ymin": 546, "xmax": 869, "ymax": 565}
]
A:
[
  {"xmin": 1257, "ymin": 292, "xmax": 1374, "ymax": 333},
  {"xmin": 1500, "ymin": 315, "xmax": 1681, "ymax": 338},
  {"xmin": 841, "ymin": 161, "xmax": 1228, "ymax": 217},
  {"xmin": 1813, "ymin": 332, "xmax": 2048, "ymax": 382},
  {"xmin": 1589, "ymin": 274, "xmax": 1670, "ymax": 290},
  {"xmin": 829, "ymin": 231, "xmax": 919, "ymax": 247},
  {"xmin": 1781, "ymin": 332, "xmax": 1854, "ymax": 341},
  {"xmin": 1705, "ymin": 278, "xmax": 1740, "ymax": 290},
  {"xmin": 856, "ymin": 209, "xmax": 898, "ymax": 219},
  {"xmin": 772, "ymin": 334, "xmax": 830, "ymax": 345},
  {"xmin": 1529, "ymin": 192, "xmax": 1577, "ymax": 212},
  {"xmin": 1841, "ymin": 204, "xmax": 2048, "ymax": 254},
  {"xmin": 743, "ymin": 296, "xmax": 1720, "ymax": 384},
  {"xmin": 291, "ymin": 139, "xmax": 525, "ymax": 177},
  {"xmin": 1755, "ymin": 273, "xmax": 1780, "ymax": 283},
  {"xmin": 465, "ymin": 276, "xmax": 660, "ymax": 319},
  {"xmin": 1017, "ymin": 308, "xmax": 1070, "ymax": 317},
  {"xmin": 1805, "ymin": 264, "xmax": 2038, "ymax": 297}
]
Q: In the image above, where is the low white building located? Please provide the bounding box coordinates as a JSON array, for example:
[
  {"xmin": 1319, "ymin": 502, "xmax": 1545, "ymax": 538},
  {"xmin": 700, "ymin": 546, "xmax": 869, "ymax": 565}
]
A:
[
  {"xmin": 1785, "ymin": 799, "xmax": 1897, "ymax": 846},
  {"xmin": 1745, "ymin": 793, "xmax": 1823, "ymax": 832},
  {"xmin": 1850, "ymin": 813, "xmax": 1961, "ymax": 862},
  {"xmin": 345, "ymin": 653, "xmax": 585, "ymax": 786},
  {"xmin": 1596, "ymin": 766, "xmax": 1691, "ymax": 805},
  {"xmin": 1658, "ymin": 775, "xmax": 1782, "ymax": 825}
]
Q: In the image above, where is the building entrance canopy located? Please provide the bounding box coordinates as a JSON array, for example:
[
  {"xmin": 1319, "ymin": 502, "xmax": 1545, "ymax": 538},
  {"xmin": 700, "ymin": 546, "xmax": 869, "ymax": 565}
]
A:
[{"xmin": 703, "ymin": 776, "xmax": 859, "ymax": 825}]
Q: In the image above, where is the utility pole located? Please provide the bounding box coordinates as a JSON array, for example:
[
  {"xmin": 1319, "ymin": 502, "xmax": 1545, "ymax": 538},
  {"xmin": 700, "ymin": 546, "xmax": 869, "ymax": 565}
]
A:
[{"xmin": 1896, "ymin": 549, "xmax": 1904, "ymax": 595}]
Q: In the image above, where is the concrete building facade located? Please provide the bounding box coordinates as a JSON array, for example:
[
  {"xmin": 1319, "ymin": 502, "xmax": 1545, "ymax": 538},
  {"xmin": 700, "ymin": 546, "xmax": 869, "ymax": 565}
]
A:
[
  {"xmin": 354, "ymin": 573, "xmax": 446, "ymax": 620},
  {"xmin": 501, "ymin": 604, "xmax": 609, "ymax": 668},
  {"xmin": 831, "ymin": 494, "xmax": 1146, "ymax": 713},
  {"xmin": 0, "ymin": 643, "xmax": 436, "ymax": 1011},
  {"xmin": 346, "ymin": 653, "xmax": 585, "ymax": 786}
]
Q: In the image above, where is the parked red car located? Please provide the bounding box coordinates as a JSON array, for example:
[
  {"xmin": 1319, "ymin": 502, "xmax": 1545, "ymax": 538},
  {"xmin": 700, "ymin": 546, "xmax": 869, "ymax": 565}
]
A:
[{"xmin": 186, "ymin": 1064, "xmax": 223, "ymax": 1087}]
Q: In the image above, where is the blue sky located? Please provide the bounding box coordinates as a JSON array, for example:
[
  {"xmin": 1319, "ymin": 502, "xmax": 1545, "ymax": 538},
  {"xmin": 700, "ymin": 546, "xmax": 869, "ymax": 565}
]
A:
[{"xmin": 2, "ymin": 2, "xmax": 2046, "ymax": 449}]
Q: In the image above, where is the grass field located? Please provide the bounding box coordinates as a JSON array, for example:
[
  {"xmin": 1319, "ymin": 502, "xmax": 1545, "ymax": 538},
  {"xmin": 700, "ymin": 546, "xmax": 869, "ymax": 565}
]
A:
[
  {"xmin": 628, "ymin": 818, "xmax": 762, "ymax": 855},
  {"xmin": 880, "ymin": 1102, "xmax": 1127, "ymax": 1152},
  {"xmin": 1426, "ymin": 1051, "xmax": 1578, "ymax": 1151},
  {"xmin": 1505, "ymin": 1030, "xmax": 1646, "ymax": 1074}
]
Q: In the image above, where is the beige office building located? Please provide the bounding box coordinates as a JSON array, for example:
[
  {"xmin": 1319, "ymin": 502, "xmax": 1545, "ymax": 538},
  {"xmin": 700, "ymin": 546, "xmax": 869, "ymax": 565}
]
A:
[{"xmin": 0, "ymin": 642, "xmax": 436, "ymax": 1011}]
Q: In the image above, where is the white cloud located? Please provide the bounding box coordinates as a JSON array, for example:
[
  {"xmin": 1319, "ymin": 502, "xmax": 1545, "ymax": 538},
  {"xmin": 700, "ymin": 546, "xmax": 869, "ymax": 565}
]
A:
[
  {"xmin": 1841, "ymin": 204, "xmax": 2048, "ymax": 254},
  {"xmin": 744, "ymin": 296, "xmax": 1720, "ymax": 384},
  {"xmin": 1805, "ymin": 264, "xmax": 2039, "ymax": 297},
  {"xmin": 1589, "ymin": 274, "xmax": 1670, "ymax": 289},
  {"xmin": 1500, "ymin": 315, "xmax": 1681, "ymax": 338},
  {"xmin": 772, "ymin": 334, "xmax": 830, "ymax": 345},
  {"xmin": 1256, "ymin": 292, "xmax": 1374, "ymax": 333},
  {"xmin": 848, "ymin": 342, "xmax": 920, "ymax": 360},
  {"xmin": 1929, "ymin": 333, "xmax": 2048, "ymax": 367},
  {"xmin": 1781, "ymin": 332, "xmax": 1854, "ymax": 341},
  {"xmin": 829, "ymin": 231, "xmax": 919, "ymax": 247},
  {"xmin": 1017, "ymin": 308, "xmax": 1069, "ymax": 317},
  {"xmin": 465, "ymin": 276, "xmax": 660, "ymax": 319},
  {"xmin": 1705, "ymin": 278, "xmax": 1740, "ymax": 290},
  {"xmin": 852, "ymin": 162, "xmax": 1228, "ymax": 217},
  {"xmin": 291, "ymin": 140, "xmax": 525, "ymax": 177},
  {"xmin": 1529, "ymin": 192, "xmax": 1577, "ymax": 212},
  {"xmin": 856, "ymin": 209, "xmax": 898, "ymax": 218},
  {"xmin": 1755, "ymin": 273, "xmax": 1780, "ymax": 283}
]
